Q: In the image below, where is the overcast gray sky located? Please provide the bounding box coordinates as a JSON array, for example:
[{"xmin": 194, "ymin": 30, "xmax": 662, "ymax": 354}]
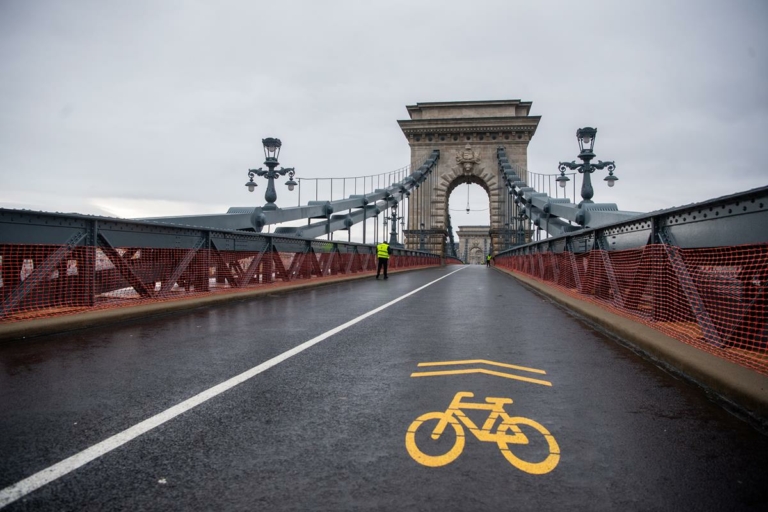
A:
[{"xmin": 1, "ymin": 0, "xmax": 766, "ymax": 240}]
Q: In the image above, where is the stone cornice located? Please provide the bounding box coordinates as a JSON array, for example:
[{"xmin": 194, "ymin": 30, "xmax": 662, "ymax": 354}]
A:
[
  {"xmin": 398, "ymin": 116, "xmax": 541, "ymax": 143},
  {"xmin": 399, "ymin": 115, "xmax": 540, "ymax": 128},
  {"xmin": 407, "ymin": 99, "xmax": 530, "ymax": 107},
  {"xmin": 400, "ymin": 124, "xmax": 540, "ymax": 134},
  {"xmin": 406, "ymin": 99, "xmax": 532, "ymax": 116}
]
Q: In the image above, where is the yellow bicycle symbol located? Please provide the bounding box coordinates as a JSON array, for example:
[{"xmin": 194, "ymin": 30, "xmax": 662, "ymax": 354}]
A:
[{"xmin": 405, "ymin": 391, "xmax": 560, "ymax": 475}]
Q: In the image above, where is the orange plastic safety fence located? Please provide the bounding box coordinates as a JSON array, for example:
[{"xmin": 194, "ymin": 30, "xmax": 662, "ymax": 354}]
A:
[
  {"xmin": 495, "ymin": 244, "xmax": 768, "ymax": 375},
  {"xmin": 0, "ymin": 244, "xmax": 441, "ymax": 324}
]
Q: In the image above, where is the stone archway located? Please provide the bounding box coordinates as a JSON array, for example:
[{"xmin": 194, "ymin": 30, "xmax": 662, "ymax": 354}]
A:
[
  {"xmin": 468, "ymin": 246, "xmax": 484, "ymax": 265},
  {"xmin": 457, "ymin": 225, "xmax": 492, "ymax": 264},
  {"xmin": 398, "ymin": 100, "xmax": 540, "ymax": 256},
  {"xmin": 444, "ymin": 173, "xmax": 491, "ymax": 214}
]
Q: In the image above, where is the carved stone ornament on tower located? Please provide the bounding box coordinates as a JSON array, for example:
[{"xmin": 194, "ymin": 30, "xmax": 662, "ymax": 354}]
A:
[{"xmin": 454, "ymin": 144, "xmax": 483, "ymax": 175}]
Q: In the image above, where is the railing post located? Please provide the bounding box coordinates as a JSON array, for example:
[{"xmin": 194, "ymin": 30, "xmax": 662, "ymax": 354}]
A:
[{"xmin": 85, "ymin": 219, "xmax": 97, "ymax": 306}]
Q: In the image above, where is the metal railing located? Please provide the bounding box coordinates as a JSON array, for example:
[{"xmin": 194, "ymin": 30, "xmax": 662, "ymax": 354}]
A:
[
  {"xmin": 0, "ymin": 208, "xmax": 445, "ymax": 324},
  {"xmin": 526, "ymin": 170, "xmax": 579, "ymax": 203},
  {"xmin": 296, "ymin": 165, "xmax": 411, "ymax": 205},
  {"xmin": 494, "ymin": 186, "xmax": 768, "ymax": 375}
]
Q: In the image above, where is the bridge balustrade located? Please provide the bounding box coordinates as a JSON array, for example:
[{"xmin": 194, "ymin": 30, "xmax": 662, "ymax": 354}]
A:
[
  {"xmin": 494, "ymin": 187, "xmax": 768, "ymax": 376},
  {"xmin": 0, "ymin": 209, "xmax": 445, "ymax": 325}
]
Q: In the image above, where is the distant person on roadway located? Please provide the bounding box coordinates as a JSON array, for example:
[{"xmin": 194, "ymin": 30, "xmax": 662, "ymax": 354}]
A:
[
  {"xmin": 486, "ymin": 254, "xmax": 492, "ymax": 267},
  {"xmin": 376, "ymin": 241, "xmax": 392, "ymax": 279}
]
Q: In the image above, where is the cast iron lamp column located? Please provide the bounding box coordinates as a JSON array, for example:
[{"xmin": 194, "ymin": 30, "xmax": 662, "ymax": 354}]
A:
[
  {"xmin": 556, "ymin": 127, "xmax": 617, "ymax": 205},
  {"xmin": 517, "ymin": 210, "xmax": 526, "ymax": 245},
  {"xmin": 245, "ymin": 137, "xmax": 297, "ymax": 211},
  {"xmin": 388, "ymin": 204, "xmax": 403, "ymax": 247},
  {"xmin": 488, "ymin": 229, "xmax": 494, "ymax": 256}
]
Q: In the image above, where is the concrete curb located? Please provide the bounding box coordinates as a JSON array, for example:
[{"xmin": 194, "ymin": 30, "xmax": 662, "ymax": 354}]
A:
[
  {"xmin": 0, "ymin": 266, "xmax": 432, "ymax": 343},
  {"xmin": 493, "ymin": 266, "xmax": 768, "ymax": 424}
]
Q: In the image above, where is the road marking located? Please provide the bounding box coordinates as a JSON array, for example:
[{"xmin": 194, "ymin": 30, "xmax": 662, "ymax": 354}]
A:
[
  {"xmin": 417, "ymin": 359, "xmax": 547, "ymax": 374},
  {"xmin": 411, "ymin": 368, "xmax": 552, "ymax": 386},
  {"xmin": 0, "ymin": 266, "xmax": 466, "ymax": 509},
  {"xmin": 411, "ymin": 360, "xmax": 552, "ymax": 386},
  {"xmin": 405, "ymin": 391, "xmax": 560, "ymax": 474}
]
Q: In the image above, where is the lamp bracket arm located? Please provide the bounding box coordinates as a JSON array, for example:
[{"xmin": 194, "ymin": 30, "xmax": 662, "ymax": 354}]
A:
[
  {"xmin": 558, "ymin": 161, "xmax": 579, "ymax": 172},
  {"xmin": 593, "ymin": 160, "xmax": 616, "ymax": 171}
]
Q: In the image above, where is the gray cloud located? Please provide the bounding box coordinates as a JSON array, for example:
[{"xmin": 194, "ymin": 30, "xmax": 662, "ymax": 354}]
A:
[{"xmin": 1, "ymin": 0, "xmax": 766, "ymax": 235}]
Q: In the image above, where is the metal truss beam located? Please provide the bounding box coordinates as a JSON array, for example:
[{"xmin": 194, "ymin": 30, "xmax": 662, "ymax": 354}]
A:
[
  {"xmin": 497, "ymin": 147, "xmax": 642, "ymax": 238},
  {"xmin": 0, "ymin": 230, "xmax": 88, "ymax": 316},
  {"xmin": 499, "ymin": 186, "xmax": 768, "ymax": 255},
  {"xmin": 139, "ymin": 151, "xmax": 441, "ymax": 238},
  {"xmin": 97, "ymin": 232, "xmax": 155, "ymax": 298},
  {"xmin": 0, "ymin": 207, "xmax": 442, "ymax": 320},
  {"xmin": 656, "ymin": 228, "xmax": 723, "ymax": 348}
]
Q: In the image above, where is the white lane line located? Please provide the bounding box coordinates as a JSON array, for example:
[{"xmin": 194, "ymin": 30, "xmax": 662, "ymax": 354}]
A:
[{"xmin": 0, "ymin": 266, "xmax": 466, "ymax": 508}]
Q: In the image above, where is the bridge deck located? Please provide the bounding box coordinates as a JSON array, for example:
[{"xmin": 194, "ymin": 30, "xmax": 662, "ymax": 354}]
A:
[{"xmin": 1, "ymin": 266, "xmax": 766, "ymax": 510}]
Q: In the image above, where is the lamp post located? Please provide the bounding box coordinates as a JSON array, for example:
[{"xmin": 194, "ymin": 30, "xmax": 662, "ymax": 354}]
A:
[
  {"xmin": 556, "ymin": 127, "xmax": 617, "ymax": 204},
  {"xmin": 517, "ymin": 210, "xmax": 526, "ymax": 245},
  {"xmin": 388, "ymin": 204, "xmax": 403, "ymax": 247},
  {"xmin": 245, "ymin": 138, "xmax": 297, "ymax": 211},
  {"xmin": 488, "ymin": 229, "xmax": 494, "ymax": 256},
  {"xmin": 419, "ymin": 222, "xmax": 426, "ymax": 250}
]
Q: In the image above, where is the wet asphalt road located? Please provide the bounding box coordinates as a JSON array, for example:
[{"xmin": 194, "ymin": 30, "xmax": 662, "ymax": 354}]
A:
[{"xmin": 1, "ymin": 265, "xmax": 767, "ymax": 511}]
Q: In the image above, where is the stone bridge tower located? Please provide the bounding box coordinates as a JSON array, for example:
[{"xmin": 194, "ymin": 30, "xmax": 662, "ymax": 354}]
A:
[
  {"xmin": 456, "ymin": 226, "xmax": 492, "ymax": 265},
  {"xmin": 398, "ymin": 100, "xmax": 540, "ymax": 256}
]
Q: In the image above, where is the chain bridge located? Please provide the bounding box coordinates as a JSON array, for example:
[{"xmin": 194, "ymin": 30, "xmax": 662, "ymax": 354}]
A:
[{"xmin": 1, "ymin": 100, "xmax": 767, "ymax": 511}]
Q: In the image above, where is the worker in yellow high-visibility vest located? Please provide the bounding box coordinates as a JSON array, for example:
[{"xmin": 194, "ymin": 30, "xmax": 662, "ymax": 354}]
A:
[{"xmin": 376, "ymin": 241, "xmax": 392, "ymax": 280}]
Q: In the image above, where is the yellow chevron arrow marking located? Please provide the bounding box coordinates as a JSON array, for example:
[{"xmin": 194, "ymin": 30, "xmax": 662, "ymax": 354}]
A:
[
  {"xmin": 410, "ymin": 368, "xmax": 552, "ymax": 387},
  {"xmin": 416, "ymin": 359, "xmax": 547, "ymax": 375}
]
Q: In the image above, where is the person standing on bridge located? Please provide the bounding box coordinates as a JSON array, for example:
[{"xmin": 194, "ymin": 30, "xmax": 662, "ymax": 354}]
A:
[
  {"xmin": 486, "ymin": 254, "xmax": 492, "ymax": 267},
  {"xmin": 376, "ymin": 241, "xmax": 392, "ymax": 279}
]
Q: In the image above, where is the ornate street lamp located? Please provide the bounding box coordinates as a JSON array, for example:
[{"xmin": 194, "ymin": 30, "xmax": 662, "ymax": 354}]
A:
[
  {"xmin": 419, "ymin": 222, "xmax": 425, "ymax": 250},
  {"xmin": 245, "ymin": 137, "xmax": 297, "ymax": 211},
  {"xmin": 388, "ymin": 203, "xmax": 403, "ymax": 247},
  {"xmin": 557, "ymin": 127, "xmax": 617, "ymax": 204},
  {"xmin": 488, "ymin": 229, "xmax": 494, "ymax": 256},
  {"xmin": 517, "ymin": 210, "xmax": 526, "ymax": 245}
]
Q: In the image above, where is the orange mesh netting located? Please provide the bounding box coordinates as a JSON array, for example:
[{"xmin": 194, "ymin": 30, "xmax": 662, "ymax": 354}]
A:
[
  {"xmin": 0, "ymin": 244, "xmax": 442, "ymax": 324},
  {"xmin": 495, "ymin": 244, "xmax": 768, "ymax": 375}
]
